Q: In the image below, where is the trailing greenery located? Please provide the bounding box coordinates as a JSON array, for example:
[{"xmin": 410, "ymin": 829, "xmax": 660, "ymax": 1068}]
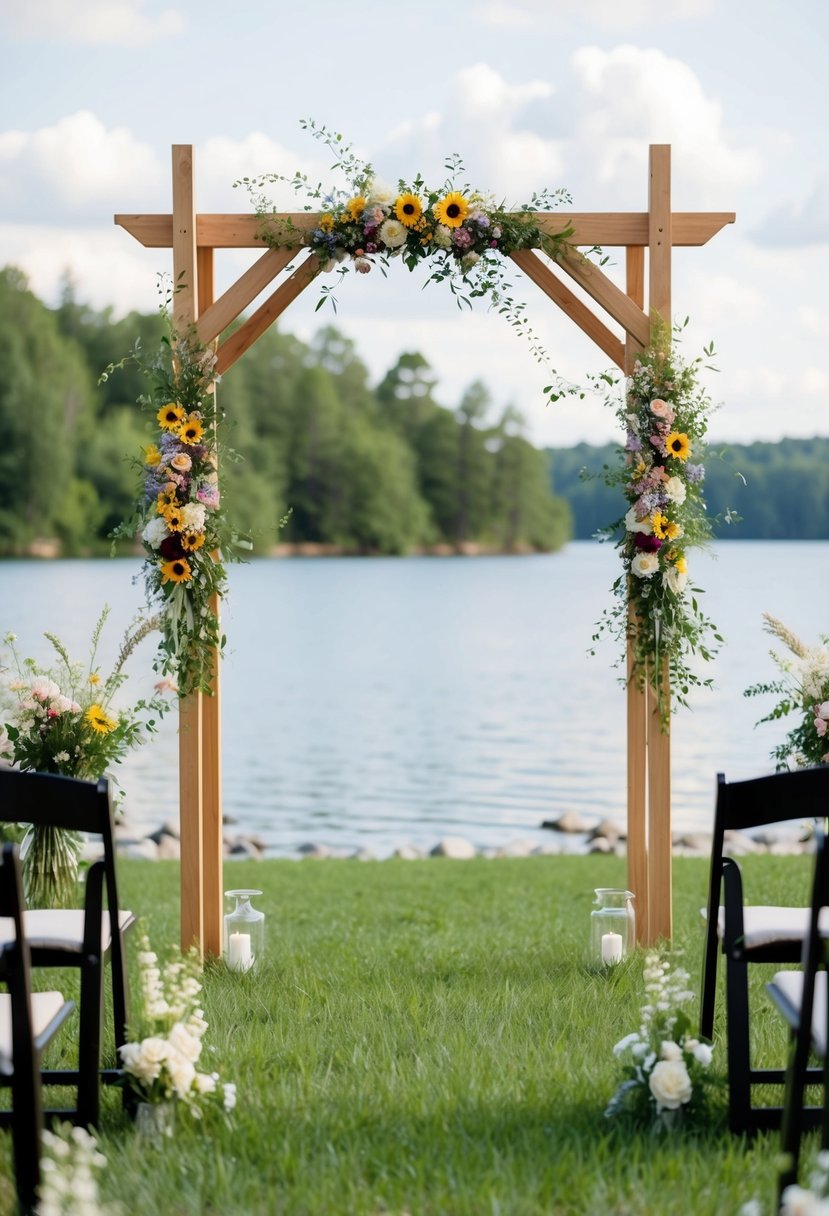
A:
[
  {"xmin": 549, "ymin": 438, "xmax": 829, "ymax": 541},
  {"xmin": 0, "ymin": 268, "xmax": 569, "ymax": 558},
  {"xmin": 0, "ymin": 853, "xmax": 818, "ymax": 1215}
]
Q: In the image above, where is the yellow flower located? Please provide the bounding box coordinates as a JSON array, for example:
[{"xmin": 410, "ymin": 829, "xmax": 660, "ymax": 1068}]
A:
[
  {"xmin": 675, "ymin": 556, "xmax": 688, "ymax": 574},
  {"xmin": 144, "ymin": 444, "xmax": 162, "ymax": 467},
  {"xmin": 161, "ymin": 557, "xmax": 193, "ymax": 584},
  {"xmin": 344, "ymin": 196, "xmax": 366, "ymax": 221},
  {"xmin": 156, "ymin": 489, "xmax": 177, "ymax": 514},
  {"xmin": 433, "ymin": 192, "xmax": 469, "ymax": 228},
  {"xmin": 85, "ymin": 704, "xmax": 116, "ymax": 735},
  {"xmin": 666, "ymin": 432, "xmax": 691, "ymax": 461},
  {"xmin": 181, "ymin": 531, "xmax": 205, "ymax": 552},
  {"xmin": 318, "ymin": 213, "xmax": 334, "ymax": 232},
  {"xmin": 157, "ymin": 403, "xmax": 186, "ymax": 431},
  {"xmin": 650, "ymin": 512, "xmax": 669, "ymax": 539},
  {"xmin": 163, "ymin": 505, "xmax": 184, "ymax": 531},
  {"xmin": 394, "ymin": 193, "xmax": 423, "ymax": 228},
  {"xmin": 88, "ymin": 673, "xmax": 101, "ymax": 686},
  {"xmin": 663, "ymin": 521, "xmax": 682, "ymax": 541},
  {"xmin": 178, "ymin": 413, "xmax": 204, "ymax": 445}
]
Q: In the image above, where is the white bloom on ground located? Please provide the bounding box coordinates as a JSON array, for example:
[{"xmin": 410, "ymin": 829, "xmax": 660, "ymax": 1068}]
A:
[
  {"xmin": 660, "ymin": 1040, "xmax": 682, "ymax": 1061},
  {"xmin": 142, "ymin": 516, "xmax": 169, "ymax": 549},
  {"xmin": 168, "ymin": 1022, "xmax": 202, "ymax": 1063},
  {"xmin": 180, "ymin": 503, "xmax": 206, "ymax": 533},
  {"xmin": 692, "ymin": 1042, "xmax": 713, "ymax": 1068},
  {"xmin": 378, "ymin": 219, "xmax": 407, "ymax": 249},
  {"xmin": 223, "ymin": 1082, "xmax": 237, "ymax": 1112},
  {"xmin": 738, "ymin": 1202, "xmax": 763, "ymax": 1216},
  {"xmin": 780, "ymin": 1185, "xmax": 823, "ymax": 1216},
  {"xmin": 664, "ymin": 476, "xmax": 687, "ymax": 505},
  {"xmin": 631, "ymin": 552, "xmax": 659, "ymax": 579},
  {"xmin": 648, "ymin": 1058, "xmax": 692, "ymax": 1112},
  {"xmin": 625, "ymin": 507, "xmax": 652, "ymax": 534},
  {"xmin": 663, "ymin": 565, "xmax": 688, "ymax": 595}
]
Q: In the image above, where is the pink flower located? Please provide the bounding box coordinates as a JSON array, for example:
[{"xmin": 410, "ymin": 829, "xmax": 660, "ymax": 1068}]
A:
[
  {"xmin": 196, "ymin": 485, "xmax": 220, "ymax": 510},
  {"xmin": 816, "ymin": 717, "xmax": 827, "ymax": 738},
  {"xmin": 650, "ymin": 399, "xmax": 675, "ymax": 423}
]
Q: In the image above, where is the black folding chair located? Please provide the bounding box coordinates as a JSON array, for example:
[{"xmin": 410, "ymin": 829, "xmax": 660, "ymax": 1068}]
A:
[
  {"xmin": 0, "ymin": 770, "xmax": 134, "ymax": 1126},
  {"xmin": 0, "ymin": 842, "xmax": 75, "ymax": 1214},
  {"xmin": 767, "ymin": 826, "xmax": 829, "ymax": 1205},
  {"xmin": 699, "ymin": 768, "xmax": 829, "ymax": 1134}
]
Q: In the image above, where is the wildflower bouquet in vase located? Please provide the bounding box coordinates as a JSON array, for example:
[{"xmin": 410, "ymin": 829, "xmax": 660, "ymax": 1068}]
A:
[
  {"xmin": 0, "ymin": 609, "xmax": 169, "ymax": 907},
  {"xmin": 605, "ymin": 953, "xmax": 716, "ymax": 1129},
  {"xmin": 120, "ymin": 935, "xmax": 236, "ymax": 1135},
  {"xmin": 745, "ymin": 613, "xmax": 829, "ymax": 770}
]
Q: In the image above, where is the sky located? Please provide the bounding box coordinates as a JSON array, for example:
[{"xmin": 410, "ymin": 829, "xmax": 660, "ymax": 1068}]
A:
[{"xmin": 1, "ymin": 0, "xmax": 827, "ymax": 449}]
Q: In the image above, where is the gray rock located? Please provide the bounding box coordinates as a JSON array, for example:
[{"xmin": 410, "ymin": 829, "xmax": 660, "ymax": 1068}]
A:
[
  {"xmin": 723, "ymin": 829, "xmax": 766, "ymax": 857},
  {"xmin": 351, "ymin": 848, "xmax": 377, "ymax": 862},
  {"xmin": 430, "ymin": 837, "xmax": 477, "ymax": 860},
  {"xmin": 672, "ymin": 832, "xmax": 712, "ymax": 856},
  {"xmin": 531, "ymin": 841, "xmax": 562, "ymax": 856},
  {"xmin": 495, "ymin": 839, "xmax": 535, "ymax": 858},
  {"xmin": 589, "ymin": 818, "xmax": 625, "ymax": 842},
  {"xmin": 296, "ymin": 842, "xmax": 349, "ymax": 859},
  {"xmin": 588, "ymin": 837, "xmax": 614, "ymax": 854},
  {"xmin": 161, "ymin": 821, "xmax": 180, "ymax": 840},
  {"xmin": 117, "ymin": 839, "xmax": 159, "ymax": 861},
  {"xmin": 545, "ymin": 811, "xmax": 592, "ymax": 834},
  {"xmin": 391, "ymin": 845, "xmax": 425, "ymax": 860},
  {"xmin": 156, "ymin": 834, "xmax": 181, "ymax": 860},
  {"xmin": 228, "ymin": 840, "xmax": 260, "ymax": 858}
]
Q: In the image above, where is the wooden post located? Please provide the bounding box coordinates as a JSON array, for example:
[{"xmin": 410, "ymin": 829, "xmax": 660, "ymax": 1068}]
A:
[
  {"xmin": 172, "ymin": 145, "xmax": 204, "ymax": 953},
  {"xmin": 647, "ymin": 144, "xmax": 673, "ymax": 943},
  {"xmin": 624, "ymin": 245, "xmax": 649, "ymax": 943}
]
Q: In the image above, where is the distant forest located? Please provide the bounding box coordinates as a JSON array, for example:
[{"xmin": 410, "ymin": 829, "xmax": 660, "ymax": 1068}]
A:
[
  {"xmin": 0, "ymin": 267, "xmax": 568, "ymax": 557},
  {"xmin": 1, "ymin": 265, "xmax": 825, "ymax": 557},
  {"xmin": 548, "ymin": 438, "xmax": 829, "ymax": 540}
]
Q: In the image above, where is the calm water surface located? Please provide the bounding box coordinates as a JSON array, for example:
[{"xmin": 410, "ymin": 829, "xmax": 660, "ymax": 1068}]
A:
[{"xmin": 1, "ymin": 543, "xmax": 826, "ymax": 854}]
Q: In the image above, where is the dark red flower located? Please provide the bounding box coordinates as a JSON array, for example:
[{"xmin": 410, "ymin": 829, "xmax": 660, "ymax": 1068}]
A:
[
  {"xmin": 160, "ymin": 534, "xmax": 185, "ymax": 560},
  {"xmin": 633, "ymin": 533, "xmax": 662, "ymax": 552}
]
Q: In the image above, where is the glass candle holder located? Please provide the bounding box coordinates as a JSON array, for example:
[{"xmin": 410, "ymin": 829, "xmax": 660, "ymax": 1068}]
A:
[
  {"xmin": 590, "ymin": 888, "xmax": 635, "ymax": 965},
  {"xmin": 223, "ymin": 889, "xmax": 265, "ymax": 972}
]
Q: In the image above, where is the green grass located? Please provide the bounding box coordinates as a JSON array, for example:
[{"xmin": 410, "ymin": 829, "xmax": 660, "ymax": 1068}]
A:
[{"xmin": 0, "ymin": 853, "xmax": 819, "ymax": 1215}]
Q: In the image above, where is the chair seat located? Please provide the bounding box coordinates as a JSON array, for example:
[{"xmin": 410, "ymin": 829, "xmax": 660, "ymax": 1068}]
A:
[
  {"xmin": 0, "ymin": 909, "xmax": 134, "ymax": 954},
  {"xmin": 707, "ymin": 905, "xmax": 829, "ymax": 949},
  {"xmin": 768, "ymin": 970, "xmax": 828, "ymax": 1059},
  {"xmin": 0, "ymin": 991, "xmax": 68, "ymax": 1075}
]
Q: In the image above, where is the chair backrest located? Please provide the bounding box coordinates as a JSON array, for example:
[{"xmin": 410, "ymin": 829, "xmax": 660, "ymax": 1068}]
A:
[
  {"xmin": 0, "ymin": 841, "xmax": 37, "ymax": 1077},
  {"xmin": 0, "ymin": 770, "xmax": 121, "ymax": 918},
  {"xmin": 0, "ymin": 841, "xmax": 29, "ymax": 973}
]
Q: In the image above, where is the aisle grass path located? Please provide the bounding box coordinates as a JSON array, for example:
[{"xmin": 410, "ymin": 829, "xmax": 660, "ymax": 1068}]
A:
[{"xmin": 1, "ymin": 853, "xmax": 817, "ymax": 1215}]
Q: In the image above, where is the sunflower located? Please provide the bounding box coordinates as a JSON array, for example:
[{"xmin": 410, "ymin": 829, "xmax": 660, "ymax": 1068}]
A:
[
  {"xmin": 178, "ymin": 413, "xmax": 204, "ymax": 445},
  {"xmin": 663, "ymin": 521, "xmax": 683, "ymax": 541},
  {"xmin": 650, "ymin": 512, "xmax": 669, "ymax": 539},
  {"xmin": 156, "ymin": 489, "xmax": 177, "ymax": 514},
  {"xmin": 344, "ymin": 196, "xmax": 366, "ymax": 222},
  {"xmin": 163, "ymin": 505, "xmax": 184, "ymax": 531},
  {"xmin": 157, "ymin": 402, "xmax": 186, "ymax": 431},
  {"xmin": 161, "ymin": 557, "xmax": 193, "ymax": 584},
  {"xmin": 85, "ymin": 704, "xmax": 117, "ymax": 735},
  {"xmin": 144, "ymin": 444, "xmax": 162, "ymax": 467},
  {"xmin": 666, "ymin": 432, "xmax": 691, "ymax": 461},
  {"xmin": 675, "ymin": 556, "xmax": 688, "ymax": 574},
  {"xmin": 433, "ymin": 192, "xmax": 469, "ymax": 228},
  {"xmin": 394, "ymin": 193, "xmax": 423, "ymax": 228},
  {"xmin": 181, "ymin": 531, "xmax": 205, "ymax": 553}
]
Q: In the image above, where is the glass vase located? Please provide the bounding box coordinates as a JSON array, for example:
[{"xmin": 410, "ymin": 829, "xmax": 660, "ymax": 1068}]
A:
[
  {"xmin": 19, "ymin": 823, "xmax": 83, "ymax": 909},
  {"xmin": 223, "ymin": 889, "xmax": 265, "ymax": 972},
  {"xmin": 135, "ymin": 1100, "xmax": 175, "ymax": 1144},
  {"xmin": 590, "ymin": 888, "xmax": 636, "ymax": 965}
]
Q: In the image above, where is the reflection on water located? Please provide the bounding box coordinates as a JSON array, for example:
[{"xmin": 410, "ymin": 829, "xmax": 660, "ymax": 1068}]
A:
[{"xmin": 1, "ymin": 543, "xmax": 827, "ymax": 855}]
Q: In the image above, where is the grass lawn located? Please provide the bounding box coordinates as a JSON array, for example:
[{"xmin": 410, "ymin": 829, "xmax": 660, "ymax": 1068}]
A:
[{"xmin": 0, "ymin": 852, "xmax": 818, "ymax": 1215}]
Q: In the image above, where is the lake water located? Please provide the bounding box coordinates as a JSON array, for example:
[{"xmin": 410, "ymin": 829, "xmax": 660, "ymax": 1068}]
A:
[{"xmin": 1, "ymin": 543, "xmax": 826, "ymax": 855}]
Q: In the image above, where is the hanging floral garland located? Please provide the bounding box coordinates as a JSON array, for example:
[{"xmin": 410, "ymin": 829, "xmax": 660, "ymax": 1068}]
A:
[
  {"xmin": 591, "ymin": 325, "xmax": 724, "ymax": 722},
  {"xmin": 110, "ymin": 322, "xmax": 245, "ymax": 698},
  {"xmin": 236, "ymin": 119, "xmax": 593, "ymax": 403}
]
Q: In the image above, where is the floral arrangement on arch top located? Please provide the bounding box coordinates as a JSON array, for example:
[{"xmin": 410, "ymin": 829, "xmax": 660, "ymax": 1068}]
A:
[{"xmin": 237, "ymin": 119, "xmax": 591, "ymax": 401}]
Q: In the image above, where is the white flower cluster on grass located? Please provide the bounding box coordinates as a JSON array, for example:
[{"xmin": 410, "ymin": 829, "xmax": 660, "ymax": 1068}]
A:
[
  {"xmin": 606, "ymin": 952, "xmax": 713, "ymax": 1126},
  {"xmin": 37, "ymin": 1125, "xmax": 118, "ymax": 1216},
  {"xmin": 740, "ymin": 1150, "xmax": 829, "ymax": 1216},
  {"xmin": 119, "ymin": 935, "xmax": 236, "ymax": 1117}
]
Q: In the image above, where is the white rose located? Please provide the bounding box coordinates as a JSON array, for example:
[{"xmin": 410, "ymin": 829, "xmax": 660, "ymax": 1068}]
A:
[
  {"xmin": 660, "ymin": 1040, "xmax": 682, "ymax": 1061},
  {"xmin": 624, "ymin": 507, "xmax": 652, "ymax": 534},
  {"xmin": 180, "ymin": 503, "xmax": 206, "ymax": 533},
  {"xmin": 664, "ymin": 476, "xmax": 687, "ymax": 505},
  {"xmin": 378, "ymin": 218, "xmax": 407, "ymax": 249},
  {"xmin": 663, "ymin": 566, "xmax": 688, "ymax": 595},
  {"xmin": 780, "ymin": 1185, "xmax": 821, "ymax": 1216},
  {"xmin": 168, "ymin": 1022, "xmax": 202, "ymax": 1063},
  {"xmin": 648, "ymin": 1058, "xmax": 692, "ymax": 1112},
  {"xmin": 166, "ymin": 1051, "xmax": 196, "ymax": 1099},
  {"xmin": 692, "ymin": 1042, "xmax": 713, "ymax": 1068},
  {"xmin": 366, "ymin": 179, "xmax": 395, "ymax": 206},
  {"xmin": 631, "ymin": 552, "xmax": 659, "ymax": 579},
  {"xmin": 121, "ymin": 1037, "xmax": 168, "ymax": 1084},
  {"xmin": 142, "ymin": 516, "xmax": 169, "ymax": 550}
]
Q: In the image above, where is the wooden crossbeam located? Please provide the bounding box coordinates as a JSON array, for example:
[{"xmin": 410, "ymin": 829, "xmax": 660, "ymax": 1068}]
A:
[
  {"xmin": 557, "ymin": 250, "xmax": 650, "ymax": 347},
  {"xmin": 510, "ymin": 249, "xmax": 625, "ymax": 369},
  {"xmin": 215, "ymin": 254, "xmax": 320, "ymax": 375},
  {"xmin": 196, "ymin": 246, "xmax": 297, "ymax": 346},
  {"xmin": 115, "ymin": 211, "xmax": 735, "ymax": 250}
]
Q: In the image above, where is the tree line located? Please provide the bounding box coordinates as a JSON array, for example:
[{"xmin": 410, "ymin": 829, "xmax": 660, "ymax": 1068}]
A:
[
  {"xmin": 548, "ymin": 439, "xmax": 829, "ymax": 540},
  {"xmin": 0, "ymin": 267, "xmax": 570, "ymax": 557}
]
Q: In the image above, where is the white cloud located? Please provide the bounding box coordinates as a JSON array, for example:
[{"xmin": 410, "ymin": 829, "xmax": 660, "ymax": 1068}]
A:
[
  {"xmin": 753, "ymin": 175, "xmax": 829, "ymax": 247},
  {"xmin": 479, "ymin": 0, "xmax": 714, "ymax": 29},
  {"xmin": 1, "ymin": 0, "xmax": 185, "ymax": 45},
  {"xmin": 196, "ymin": 133, "xmax": 332, "ymax": 212},
  {"xmin": 0, "ymin": 111, "xmax": 163, "ymax": 218},
  {"xmin": 569, "ymin": 46, "xmax": 762, "ymax": 205}
]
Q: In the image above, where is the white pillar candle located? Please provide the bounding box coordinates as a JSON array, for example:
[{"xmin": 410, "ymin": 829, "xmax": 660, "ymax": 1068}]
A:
[
  {"xmin": 601, "ymin": 932, "xmax": 623, "ymax": 965},
  {"xmin": 227, "ymin": 931, "xmax": 252, "ymax": 972}
]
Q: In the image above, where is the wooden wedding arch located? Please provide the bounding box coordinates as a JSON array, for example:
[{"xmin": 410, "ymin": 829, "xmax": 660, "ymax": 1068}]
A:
[{"xmin": 116, "ymin": 144, "xmax": 734, "ymax": 955}]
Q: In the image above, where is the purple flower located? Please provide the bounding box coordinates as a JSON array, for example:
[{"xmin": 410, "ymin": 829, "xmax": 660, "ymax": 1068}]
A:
[
  {"xmin": 197, "ymin": 485, "xmax": 220, "ymax": 510},
  {"xmin": 625, "ymin": 432, "xmax": 642, "ymax": 453},
  {"xmin": 144, "ymin": 473, "xmax": 166, "ymax": 501},
  {"xmin": 634, "ymin": 533, "xmax": 662, "ymax": 552},
  {"xmin": 650, "ymin": 434, "xmax": 668, "ymax": 457},
  {"xmin": 452, "ymin": 228, "xmax": 473, "ymax": 250},
  {"xmin": 686, "ymin": 463, "xmax": 705, "ymax": 484}
]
